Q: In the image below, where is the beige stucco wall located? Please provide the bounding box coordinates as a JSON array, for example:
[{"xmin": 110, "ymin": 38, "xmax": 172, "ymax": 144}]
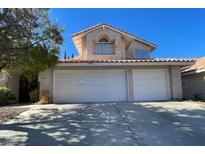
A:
[
  {"xmin": 0, "ymin": 71, "xmax": 7, "ymax": 88},
  {"xmin": 0, "ymin": 71, "xmax": 21, "ymax": 102},
  {"xmin": 182, "ymin": 72, "xmax": 205, "ymax": 100},
  {"xmin": 169, "ymin": 66, "xmax": 183, "ymax": 100},
  {"xmin": 7, "ymin": 73, "xmax": 20, "ymax": 102},
  {"xmin": 126, "ymin": 41, "xmax": 151, "ymax": 58},
  {"xmin": 39, "ymin": 65, "xmax": 183, "ymax": 102},
  {"xmin": 74, "ymin": 27, "xmax": 152, "ymax": 60},
  {"xmin": 126, "ymin": 69, "xmax": 134, "ymax": 102},
  {"xmin": 38, "ymin": 69, "xmax": 53, "ymax": 101},
  {"xmin": 85, "ymin": 27, "xmax": 124, "ymax": 60}
]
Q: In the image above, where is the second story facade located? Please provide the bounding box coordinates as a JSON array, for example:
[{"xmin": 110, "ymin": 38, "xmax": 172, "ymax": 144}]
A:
[{"xmin": 71, "ymin": 23, "xmax": 157, "ymax": 60}]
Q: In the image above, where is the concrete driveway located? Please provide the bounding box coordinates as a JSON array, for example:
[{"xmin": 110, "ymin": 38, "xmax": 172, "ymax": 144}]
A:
[{"xmin": 0, "ymin": 101, "xmax": 205, "ymax": 145}]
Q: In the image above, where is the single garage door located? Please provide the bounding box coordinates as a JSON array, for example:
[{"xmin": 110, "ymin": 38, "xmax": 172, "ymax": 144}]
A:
[
  {"xmin": 53, "ymin": 70, "xmax": 127, "ymax": 103},
  {"xmin": 133, "ymin": 69, "xmax": 170, "ymax": 101}
]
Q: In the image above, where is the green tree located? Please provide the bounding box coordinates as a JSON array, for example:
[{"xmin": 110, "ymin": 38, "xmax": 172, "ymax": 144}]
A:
[
  {"xmin": 0, "ymin": 8, "xmax": 64, "ymax": 79},
  {"xmin": 64, "ymin": 50, "xmax": 67, "ymax": 60}
]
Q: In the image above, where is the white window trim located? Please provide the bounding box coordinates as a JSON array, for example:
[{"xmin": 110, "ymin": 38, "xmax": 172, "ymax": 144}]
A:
[{"xmin": 93, "ymin": 42, "xmax": 115, "ymax": 55}]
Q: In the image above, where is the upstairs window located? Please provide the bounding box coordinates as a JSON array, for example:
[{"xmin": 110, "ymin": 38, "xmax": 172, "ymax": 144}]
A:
[
  {"xmin": 133, "ymin": 50, "xmax": 150, "ymax": 59},
  {"xmin": 93, "ymin": 38, "xmax": 115, "ymax": 55}
]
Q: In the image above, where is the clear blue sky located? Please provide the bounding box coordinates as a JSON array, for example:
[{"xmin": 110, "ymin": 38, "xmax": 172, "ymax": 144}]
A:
[{"xmin": 49, "ymin": 8, "xmax": 205, "ymax": 59}]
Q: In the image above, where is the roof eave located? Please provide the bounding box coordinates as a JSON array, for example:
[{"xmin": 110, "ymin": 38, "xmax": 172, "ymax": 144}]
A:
[
  {"xmin": 182, "ymin": 69, "xmax": 205, "ymax": 76},
  {"xmin": 56, "ymin": 61, "xmax": 194, "ymax": 67},
  {"xmin": 71, "ymin": 23, "xmax": 157, "ymax": 49}
]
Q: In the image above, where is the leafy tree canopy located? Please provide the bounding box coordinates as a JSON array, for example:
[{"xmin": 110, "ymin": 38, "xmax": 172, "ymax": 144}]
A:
[{"xmin": 0, "ymin": 8, "xmax": 64, "ymax": 80}]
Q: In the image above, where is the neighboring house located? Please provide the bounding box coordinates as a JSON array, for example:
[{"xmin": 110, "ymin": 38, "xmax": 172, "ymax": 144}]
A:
[
  {"xmin": 181, "ymin": 57, "xmax": 205, "ymax": 100},
  {"xmin": 38, "ymin": 23, "xmax": 195, "ymax": 103},
  {"xmin": 0, "ymin": 70, "xmax": 20, "ymax": 102}
]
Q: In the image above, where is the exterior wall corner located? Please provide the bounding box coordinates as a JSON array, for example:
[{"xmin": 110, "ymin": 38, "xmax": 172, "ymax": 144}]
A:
[
  {"xmin": 169, "ymin": 66, "xmax": 183, "ymax": 100},
  {"xmin": 38, "ymin": 69, "xmax": 53, "ymax": 101}
]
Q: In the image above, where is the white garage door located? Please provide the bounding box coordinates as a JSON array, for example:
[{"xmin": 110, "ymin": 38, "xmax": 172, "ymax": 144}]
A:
[
  {"xmin": 54, "ymin": 70, "xmax": 127, "ymax": 103},
  {"xmin": 133, "ymin": 69, "xmax": 170, "ymax": 101}
]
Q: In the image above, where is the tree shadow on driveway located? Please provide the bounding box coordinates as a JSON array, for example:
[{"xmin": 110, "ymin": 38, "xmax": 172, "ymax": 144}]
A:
[
  {"xmin": 0, "ymin": 103, "xmax": 137, "ymax": 146},
  {"xmin": 1, "ymin": 102, "xmax": 205, "ymax": 146},
  {"xmin": 116, "ymin": 102, "xmax": 205, "ymax": 145}
]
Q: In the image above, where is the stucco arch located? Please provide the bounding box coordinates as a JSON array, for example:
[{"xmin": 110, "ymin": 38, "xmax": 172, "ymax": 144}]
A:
[{"xmin": 93, "ymin": 32, "xmax": 115, "ymax": 44}]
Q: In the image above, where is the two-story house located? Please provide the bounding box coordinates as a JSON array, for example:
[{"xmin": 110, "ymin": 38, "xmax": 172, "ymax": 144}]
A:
[{"xmin": 39, "ymin": 23, "xmax": 195, "ymax": 103}]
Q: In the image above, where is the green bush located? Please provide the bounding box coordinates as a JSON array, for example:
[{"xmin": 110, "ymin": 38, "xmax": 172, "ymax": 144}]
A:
[
  {"xmin": 0, "ymin": 87, "xmax": 16, "ymax": 106},
  {"xmin": 29, "ymin": 89, "xmax": 39, "ymax": 103}
]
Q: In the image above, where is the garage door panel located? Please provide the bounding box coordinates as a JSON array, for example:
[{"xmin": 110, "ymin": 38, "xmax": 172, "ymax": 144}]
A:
[
  {"xmin": 54, "ymin": 70, "xmax": 127, "ymax": 103},
  {"xmin": 133, "ymin": 69, "xmax": 170, "ymax": 101}
]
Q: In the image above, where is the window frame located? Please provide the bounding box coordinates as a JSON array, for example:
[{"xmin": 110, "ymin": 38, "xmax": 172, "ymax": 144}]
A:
[
  {"xmin": 93, "ymin": 39, "xmax": 116, "ymax": 55},
  {"xmin": 133, "ymin": 50, "xmax": 150, "ymax": 59}
]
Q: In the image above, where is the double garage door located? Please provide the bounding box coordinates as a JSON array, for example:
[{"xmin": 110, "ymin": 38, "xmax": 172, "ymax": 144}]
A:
[
  {"xmin": 54, "ymin": 70, "xmax": 127, "ymax": 103},
  {"xmin": 53, "ymin": 69, "xmax": 170, "ymax": 103}
]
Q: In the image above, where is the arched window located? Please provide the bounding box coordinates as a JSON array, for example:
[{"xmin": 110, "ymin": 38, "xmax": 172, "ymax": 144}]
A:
[
  {"xmin": 93, "ymin": 38, "xmax": 115, "ymax": 55},
  {"xmin": 98, "ymin": 38, "xmax": 109, "ymax": 43}
]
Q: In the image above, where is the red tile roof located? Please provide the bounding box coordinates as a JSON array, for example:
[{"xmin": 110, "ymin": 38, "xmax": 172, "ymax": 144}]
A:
[
  {"xmin": 60, "ymin": 58, "xmax": 196, "ymax": 63},
  {"xmin": 181, "ymin": 57, "xmax": 205, "ymax": 73}
]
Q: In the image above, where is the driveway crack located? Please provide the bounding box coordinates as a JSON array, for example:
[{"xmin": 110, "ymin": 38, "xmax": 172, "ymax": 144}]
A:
[{"xmin": 113, "ymin": 103, "xmax": 142, "ymax": 145}]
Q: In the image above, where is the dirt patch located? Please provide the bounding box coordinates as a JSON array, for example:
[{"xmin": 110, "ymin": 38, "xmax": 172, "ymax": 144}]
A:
[{"xmin": 0, "ymin": 107, "xmax": 28, "ymax": 124}]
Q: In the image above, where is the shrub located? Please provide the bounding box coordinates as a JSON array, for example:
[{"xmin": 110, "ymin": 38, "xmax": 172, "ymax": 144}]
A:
[
  {"xmin": 0, "ymin": 87, "xmax": 16, "ymax": 106},
  {"xmin": 37, "ymin": 90, "xmax": 51, "ymax": 105},
  {"xmin": 29, "ymin": 89, "xmax": 39, "ymax": 103}
]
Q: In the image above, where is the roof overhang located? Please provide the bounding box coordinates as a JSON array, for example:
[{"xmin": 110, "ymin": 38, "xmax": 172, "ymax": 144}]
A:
[
  {"xmin": 71, "ymin": 23, "xmax": 157, "ymax": 51},
  {"xmin": 56, "ymin": 61, "xmax": 194, "ymax": 67},
  {"xmin": 182, "ymin": 69, "xmax": 205, "ymax": 76},
  {"xmin": 181, "ymin": 57, "xmax": 205, "ymax": 75}
]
